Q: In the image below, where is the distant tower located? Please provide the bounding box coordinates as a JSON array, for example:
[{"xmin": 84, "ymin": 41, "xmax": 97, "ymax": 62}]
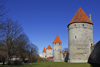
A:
[
  {"xmin": 42, "ymin": 47, "xmax": 46, "ymax": 58},
  {"xmin": 67, "ymin": 7, "xmax": 93, "ymax": 63},
  {"xmin": 46, "ymin": 45, "xmax": 52, "ymax": 58},
  {"xmin": 53, "ymin": 35, "xmax": 62, "ymax": 62}
]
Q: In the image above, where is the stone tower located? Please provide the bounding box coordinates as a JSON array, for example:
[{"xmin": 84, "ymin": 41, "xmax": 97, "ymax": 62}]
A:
[
  {"xmin": 53, "ymin": 35, "xmax": 62, "ymax": 62},
  {"xmin": 68, "ymin": 7, "xmax": 93, "ymax": 63},
  {"xmin": 42, "ymin": 47, "xmax": 46, "ymax": 58},
  {"xmin": 46, "ymin": 45, "xmax": 52, "ymax": 58}
]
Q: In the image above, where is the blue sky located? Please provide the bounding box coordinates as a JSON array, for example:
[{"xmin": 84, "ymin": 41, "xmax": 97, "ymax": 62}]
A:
[{"xmin": 5, "ymin": 0, "xmax": 100, "ymax": 54}]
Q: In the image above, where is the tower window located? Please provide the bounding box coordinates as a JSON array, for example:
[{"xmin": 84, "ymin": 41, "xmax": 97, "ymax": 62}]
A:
[
  {"xmin": 75, "ymin": 36, "xmax": 76, "ymax": 39},
  {"xmin": 74, "ymin": 24, "xmax": 76, "ymax": 27},
  {"xmin": 83, "ymin": 24, "xmax": 84, "ymax": 27},
  {"xmin": 91, "ymin": 43, "xmax": 92, "ymax": 46}
]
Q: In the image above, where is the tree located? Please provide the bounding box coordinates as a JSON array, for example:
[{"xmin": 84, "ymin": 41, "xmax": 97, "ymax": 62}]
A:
[
  {"xmin": 0, "ymin": 0, "xmax": 9, "ymax": 30},
  {"xmin": 0, "ymin": 51, "xmax": 7, "ymax": 65},
  {"xmin": 0, "ymin": 41, "xmax": 7, "ymax": 65},
  {"xmin": 0, "ymin": 0, "xmax": 39, "ymax": 64},
  {"xmin": 0, "ymin": 0, "xmax": 8, "ymax": 17},
  {"xmin": 0, "ymin": 18, "xmax": 23, "ymax": 65},
  {"xmin": 29, "ymin": 43, "xmax": 38, "ymax": 63},
  {"xmin": 0, "ymin": 17, "xmax": 39, "ymax": 65},
  {"xmin": 14, "ymin": 33, "xmax": 30, "ymax": 62}
]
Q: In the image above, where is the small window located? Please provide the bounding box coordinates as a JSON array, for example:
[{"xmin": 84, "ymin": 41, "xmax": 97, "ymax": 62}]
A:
[
  {"xmin": 75, "ymin": 36, "xmax": 76, "ymax": 38},
  {"xmin": 59, "ymin": 43, "xmax": 60, "ymax": 45},
  {"xmin": 83, "ymin": 24, "xmax": 84, "ymax": 27},
  {"xmin": 91, "ymin": 43, "xmax": 92, "ymax": 46},
  {"xmin": 74, "ymin": 24, "xmax": 76, "ymax": 26},
  {"xmin": 55, "ymin": 43, "xmax": 56, "ymax": 45}
]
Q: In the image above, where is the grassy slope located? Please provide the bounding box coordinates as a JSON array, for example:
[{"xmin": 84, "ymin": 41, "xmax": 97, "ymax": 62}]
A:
[{"xmin": 0, "ymin": 62, "xmax": 90, "ymax": 67}]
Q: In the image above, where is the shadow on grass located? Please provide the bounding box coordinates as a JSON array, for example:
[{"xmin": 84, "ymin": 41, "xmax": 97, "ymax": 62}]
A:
[
  {"xmin": 0, "ymin": 64, "xmax": 24, "ymax": 67},
  {"xmin": 0, "ymin": 62, "xmax": 40, "ymax": 67}
]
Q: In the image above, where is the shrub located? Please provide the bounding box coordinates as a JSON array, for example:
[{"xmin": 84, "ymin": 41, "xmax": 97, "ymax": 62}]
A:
[
  {"xmin": 13, "ymin": 60, "xmax": 22, "ymax": 65},
  {"xmin": 7, "ymin": 60, "xmax": 22, "ymax": 65}
]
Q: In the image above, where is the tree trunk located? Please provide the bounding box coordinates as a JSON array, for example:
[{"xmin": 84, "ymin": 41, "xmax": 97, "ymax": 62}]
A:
[{"xmin": 3, "ymin": 58, "xmax": 5, "ymax": 65}]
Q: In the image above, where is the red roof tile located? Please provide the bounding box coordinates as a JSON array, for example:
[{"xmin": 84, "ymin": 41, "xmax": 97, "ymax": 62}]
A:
[
  {"xmin": 68, "ymin": 7, "xmax": 93, "ymax": 26},
  {"xmin": 47, "ymin": 45, "xmax": 52, "ymax": 49},
  {"xmin": 42, "ymin": 47, "xmax": 46, "ymax": 53},
  {"xmin": 53, "ymin": 35, "xmax": 62, "ymax": 43},
  {"xmin": 47, "ymin": 57, "xmax": 53, "ymax": 59}
]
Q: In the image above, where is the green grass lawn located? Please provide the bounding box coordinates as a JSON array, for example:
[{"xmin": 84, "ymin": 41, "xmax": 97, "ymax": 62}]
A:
[{"xmin": 0, "ymin": 62, "xmax": 91, "ymax": 67}]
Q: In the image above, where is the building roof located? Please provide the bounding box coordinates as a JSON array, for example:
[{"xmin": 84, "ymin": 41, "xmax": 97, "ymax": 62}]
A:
[
  {"xmin": 47, "ymin": 57, "xmax": 53, "ymax": 59},
  {"xmin": 62, "ymin": 51, "xmax": 68, "ymax": 53},
  {"xmin": 47, "ymin": 45, "xmax": 52, "ymax": 49},
  {"xmin": 53, "ymin": 35, "xmax": 62, "ymax": 43},
  {"xmin": 42, "ymin": 47, "xmax": 46, "ymax": 53},
  {"xmin": 68, "ymin": 7, "xmax": 93, "ymax": 26},
  {"xmin": 62, "ymin": 51, "xmax": 68, "ymax": 57}
]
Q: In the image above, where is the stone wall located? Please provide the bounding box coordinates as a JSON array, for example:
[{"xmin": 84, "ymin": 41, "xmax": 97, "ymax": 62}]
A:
[
  {"xmin": 42, "ymin": 53, "xmax": 46, "ymax": 58},
  {"xmin": 53, "ymin": 43, "xmax": 62, "ymax": 62},
  {"xmin": 68, "ymin": 23, "xmax": 93, "ymax": 63},
  {"xmin": 46, "ymin": 49, "xmax": 52, "ymax": 57}
]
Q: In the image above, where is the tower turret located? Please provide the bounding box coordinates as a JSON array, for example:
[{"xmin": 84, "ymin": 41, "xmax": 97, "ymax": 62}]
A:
[
  {"xmin": 68, "ymin": 7, "xmax": 93, "ymax": 63},
  {"xmin": 42, "ymin": 47, "xmax": 46, "ymax": 58},
  {"xmin": 53, "ymin": 35, "xmax": 62, "ymax": 62},
  {"xmin": 46, "ymin": 45, "xmax": 52, "ymax": 58}
]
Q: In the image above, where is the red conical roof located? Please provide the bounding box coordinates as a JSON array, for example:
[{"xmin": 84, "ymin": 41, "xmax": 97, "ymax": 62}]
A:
[
  {"xmin": 47, "ymin": 45, "xmax": 52, "ymax": 49},
  {"xmin": 68, "ymin": 7, "xmax": 93, "ymax": 26},
  {"xmin": 42, "ymin": 47, "xmax": 46, "ymax": 53},
  {"xmin": 53, "ymin": 35, "xmax": 62, "ymax": 43}
]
